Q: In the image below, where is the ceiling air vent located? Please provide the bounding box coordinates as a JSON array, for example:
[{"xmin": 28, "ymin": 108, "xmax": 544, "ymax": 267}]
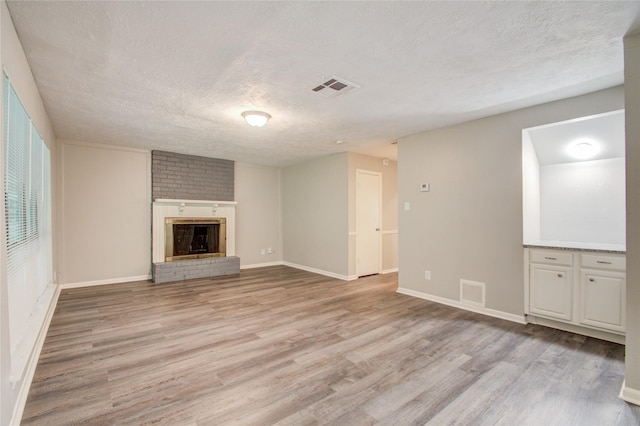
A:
[{"xmin": 311, "ymin": 76, "xmax": 359, "ymax": 98}]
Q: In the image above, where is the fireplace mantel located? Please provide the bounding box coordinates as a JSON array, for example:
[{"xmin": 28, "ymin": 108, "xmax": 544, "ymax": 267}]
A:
[
  {"xmin": 152, "ymin": 199, "xmax": 236, "ymax": 263},
  {"xmin": 154, "ymin": 199, "xmax": 238, "ymax": 207}
]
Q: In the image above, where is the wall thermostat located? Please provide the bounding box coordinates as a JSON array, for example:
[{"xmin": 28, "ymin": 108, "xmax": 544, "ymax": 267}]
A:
[{"xmin": 420, "ymin": 183, "xmax": 431, "ymax": 192}]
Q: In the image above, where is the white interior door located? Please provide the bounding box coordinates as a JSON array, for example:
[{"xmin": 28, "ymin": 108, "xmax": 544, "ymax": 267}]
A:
[{"xmin": 356, "ymin": 170, "xmax": 381, "ymax": 277}]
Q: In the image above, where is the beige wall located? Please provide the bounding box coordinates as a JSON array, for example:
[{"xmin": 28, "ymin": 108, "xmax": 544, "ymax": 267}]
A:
[
  {"xmin": 58, "ymin": 142, "xmax": 151, "ymax": 284},
  {"xmin": 347, "ymin": 153, "xmax": 398, "ymax": 276},
  {"xmin": 1, "ymin": 1, "xmax": 58, "ymax": 423},
  {"xmin": 235, "ymin": 162, "xmax": 283, "ymax": 267},
  {"xmin": 58, "ymin": 150, "xmax": 285, "ymax": 281},
  {"xmin": 624, "ymin": 32, "xmax": 640, "ymax": 402},
  {"xmin": 282, "ymin": 153, "xmax": 349, "ymax": 278},
  {"xmin": 398, "ymin": 86, "xmax": 624, "ymax": 316}
]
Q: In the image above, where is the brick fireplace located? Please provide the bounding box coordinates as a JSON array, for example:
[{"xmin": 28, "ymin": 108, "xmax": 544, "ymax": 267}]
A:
[{"xmin": 151, "ymin": 151, "xmax": 240, "ymax": 283}]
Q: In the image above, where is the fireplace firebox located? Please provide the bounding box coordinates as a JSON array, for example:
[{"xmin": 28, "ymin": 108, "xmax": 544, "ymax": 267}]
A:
[{"xmin": 164, "ymin": 217, "xmax": 226, "ymax": 262}]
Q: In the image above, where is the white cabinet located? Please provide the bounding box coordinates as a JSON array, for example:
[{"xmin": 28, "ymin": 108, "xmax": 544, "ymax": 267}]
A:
[
  {"xmin": 579, "ymin": 253, "xmax": 626, "ymax": 333},
  {"xmin": 526, "ymin": 249, "xmax": 626, "ymax": 338},
  {"xmin": 530, "ymin": 264, "xmax": 573, "ymax": 321}
]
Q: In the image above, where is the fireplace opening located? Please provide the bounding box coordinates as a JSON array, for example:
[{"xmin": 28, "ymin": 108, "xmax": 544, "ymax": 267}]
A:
[{"xmin": 165, "ymin": 217, "xmax": 226, "ymax": 261}]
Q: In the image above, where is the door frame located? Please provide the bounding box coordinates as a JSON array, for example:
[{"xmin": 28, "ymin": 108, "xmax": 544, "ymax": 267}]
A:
[{"xmin": 356, "ymin": 168, "xmax": 382, "ymax": 277}]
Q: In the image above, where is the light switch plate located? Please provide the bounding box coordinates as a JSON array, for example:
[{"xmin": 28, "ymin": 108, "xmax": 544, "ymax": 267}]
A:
[{"xmin": 420, "ymin": 183, "xmax": 430, "ymax": 192}]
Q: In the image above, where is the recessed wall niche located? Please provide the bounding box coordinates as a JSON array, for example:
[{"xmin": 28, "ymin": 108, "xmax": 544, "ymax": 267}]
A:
[{"xmin": 522, "ymin": 110, "xmax": 625, "ymax": 251}]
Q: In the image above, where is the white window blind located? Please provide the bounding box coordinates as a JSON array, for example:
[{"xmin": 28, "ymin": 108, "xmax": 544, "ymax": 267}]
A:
[
  {"xmin": 2, "ymin": 71, "xmax": 53, "ymax": 365},
  {"xmin": 4, "ymin": 78, "xmax": 30, "ymax": 277}
]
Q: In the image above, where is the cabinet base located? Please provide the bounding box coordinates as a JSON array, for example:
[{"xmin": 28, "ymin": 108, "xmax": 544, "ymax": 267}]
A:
[{"xmin": 526, "ymin": 314, "xmax": 625, "ymax": 345}]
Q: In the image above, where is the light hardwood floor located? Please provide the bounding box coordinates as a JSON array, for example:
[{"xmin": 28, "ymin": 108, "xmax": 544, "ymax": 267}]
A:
[{"xmin": 23, "ymin": 266, "xmax": 640, "ymax": 425}]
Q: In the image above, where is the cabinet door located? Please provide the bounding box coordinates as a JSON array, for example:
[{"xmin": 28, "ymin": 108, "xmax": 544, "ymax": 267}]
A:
[
  {"xmin": 530, "ymin": 264, "xmax": 573, "ymax": 321},
  {"xmin": 580, "ymin": 270, "xmax": 625, "ymax": 333}
]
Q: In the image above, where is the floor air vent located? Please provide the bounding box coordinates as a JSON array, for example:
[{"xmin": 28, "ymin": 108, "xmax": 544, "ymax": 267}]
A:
[
  {"xmin": 460, "ymin": 279, "xmax": 486, "ymax": 307},
  {"xmin": 311, "ymin": 76, "xmax": 359, "ymax": 98}
]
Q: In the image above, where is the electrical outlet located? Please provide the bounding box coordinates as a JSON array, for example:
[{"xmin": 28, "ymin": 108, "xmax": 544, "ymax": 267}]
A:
[
  {"xmin": 267, "ymin": 247, "xmax": 273, "ymax": 254},
  {"xmin": 424, "ymin": 270, "xmax": 431, "ymax": 280}
]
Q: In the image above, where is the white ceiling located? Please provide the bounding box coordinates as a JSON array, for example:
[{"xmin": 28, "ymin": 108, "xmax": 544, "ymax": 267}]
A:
[
  {"xmin": 526, "ymin": 110, "xmax": 626, "ymax": 166},
  {"xmin": 6, "ymin": 1, "xmax": 640, "ymax": 167}
]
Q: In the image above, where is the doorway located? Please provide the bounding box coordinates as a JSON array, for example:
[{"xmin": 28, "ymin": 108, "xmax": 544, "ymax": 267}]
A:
[{"xmin": 356, "ymin": 169, "xmax": 382, "ymax": 277}]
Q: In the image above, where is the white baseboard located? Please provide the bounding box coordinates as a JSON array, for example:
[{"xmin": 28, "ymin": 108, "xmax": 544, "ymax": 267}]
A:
[
  {"xmin": 11, "ymin": 285, "xmax": 61, "ymax": 425},
  {"xmin": 60, "ymin": 274, "xmax": 151, "ymax": 289},
  {"xmin": 382, "ymin": 267, "xmax": 398, "ymax": 274},
  {"xmin": 396, "ymin": 287, "xmax": 526, "ymax": 324},
  {"xmin": 240, "ymin": 261, "xmax": 284, "ymax": 269},
  {"xmin": 620, "ymin": 381, "xmax": 640, "ymax": 406},
  {"xmin": 282, "ymin": 262, "xmax": 351, "ymax": 281}
]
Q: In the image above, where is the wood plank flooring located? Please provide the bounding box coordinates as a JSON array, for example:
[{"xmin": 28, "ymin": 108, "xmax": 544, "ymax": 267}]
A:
[{"xmin": 22, "ymin": 266, "xmax": 640, "ymax": 425}]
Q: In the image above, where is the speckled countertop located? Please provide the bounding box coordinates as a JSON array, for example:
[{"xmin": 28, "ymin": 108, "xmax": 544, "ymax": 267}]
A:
[{"xmin": 524, "ymin": 241, "xmax": 625, "ymax": 254}]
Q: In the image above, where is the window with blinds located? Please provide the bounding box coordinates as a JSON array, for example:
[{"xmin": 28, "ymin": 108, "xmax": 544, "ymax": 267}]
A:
[{"xmin": 3, "ymin": 71, "xmax": 53, "ymax": 358}]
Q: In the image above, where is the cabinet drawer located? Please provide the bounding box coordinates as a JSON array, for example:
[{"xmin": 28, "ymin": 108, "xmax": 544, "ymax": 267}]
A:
[
  {"xmin": 530, "ymin": 250, "xmax": 573, "ymax": 266},
  {"xmin": 581, "ymin": 254, "xmax": 625, "ymax": 271}
]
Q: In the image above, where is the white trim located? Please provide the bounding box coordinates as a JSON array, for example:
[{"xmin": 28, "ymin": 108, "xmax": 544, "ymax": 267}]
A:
[
  {"xmin": 354, "ymin": 230, "xmax": 396, "ymax": 236},
  {"xmin": 283, "ymin": 262, "xmax": 354, "ymax": 281},
  {"xmin": 154, "ymin": 198, "xmax": 237, "ymax": 206},
  {"xmin": 60, "ymin": 275, "xmax": 151, "ymax": 289},
  {"xmin": 240, "ymin": 261, "xmax": 284, "ymax": 270},
  {"xmin": 59, "ymin": 139, "xmax": 150, "ymax": 154},
  {"xmin": 382, "ymin": 267, "xmax": 399, "ymax": 274},
  {"xmin": 620, "ymin": 381, "xmax": 640, "ymax": 406},
  {"xmin": 58, "ymin": 142, "xmax": 67, "ymax": 288},
  {"xmin": 152, "ymin": 200, "xmax": 236, "ymax": 262},
  {"xmin": 10, "ymin": 285, "xmax": 60, "ymax": 426},
  {"xmin": 523, "ymin": 248, "xmax": 531, "ymax": 315},
  {"xmin": 397, "ymin": 287, "xmax": 526, "ymax": 324}
]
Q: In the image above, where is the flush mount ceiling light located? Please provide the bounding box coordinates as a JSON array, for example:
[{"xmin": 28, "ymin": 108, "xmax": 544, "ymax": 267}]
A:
[
  {"xmin": 242, "ymin": 110, "xmax": 271, "ymax": 127},
  {"xmin": 568, "ymin": 138, "xmax": 599, "ymax": 160}
]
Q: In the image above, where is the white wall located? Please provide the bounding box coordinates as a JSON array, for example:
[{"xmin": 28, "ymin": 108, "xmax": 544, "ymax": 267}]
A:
[
  {"xmin": 623, "ymin": 32, "xmax": 640, "ymax": 405},
  {"xmin": 539, "ymin": 158, "xmax": 625, "ymax": 245},
  {"xmin": 58, "ymin": 142, "xmax": 151, "ymax": 285},
  {"xmin": 1, "ymin": 1, "xmax": 58, "ymax": 423},
  {"xmin": 235, "ymin": 162, "xmax": 283, "ymax": 267},
  {"xmin": 522, "ymin": 131, "xmax": 540, "ymax": 244},
  {"xmin": 398, "ymin": 86, "xmax": 624, "ymax": 317},
  {"xmin": 282, "ymin": 153, "xmax": 349, "ymax": 278},
  {"xmin": 348, "ymin": 153, "xmax": 398, "ymax": 277}
]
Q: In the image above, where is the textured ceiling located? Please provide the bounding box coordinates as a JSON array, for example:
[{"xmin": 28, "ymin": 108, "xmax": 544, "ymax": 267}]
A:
[{"xmin": 6, "ymin": 1, "xmax": 640, "ymax": 167}]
